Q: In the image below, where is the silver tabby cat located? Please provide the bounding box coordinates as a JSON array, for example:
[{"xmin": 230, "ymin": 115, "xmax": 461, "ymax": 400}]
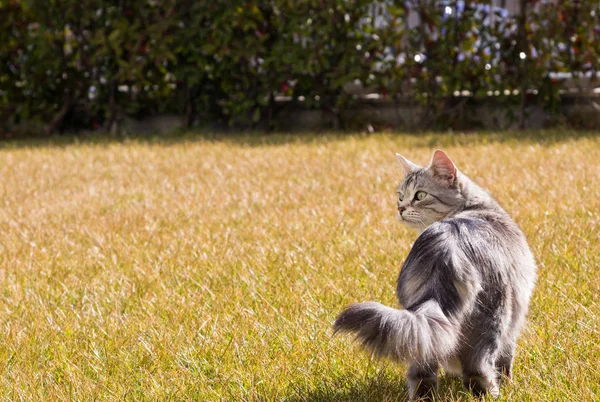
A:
[{"xmin": 333, "ymin": 150, "xmax": 536, "ymax": 401}]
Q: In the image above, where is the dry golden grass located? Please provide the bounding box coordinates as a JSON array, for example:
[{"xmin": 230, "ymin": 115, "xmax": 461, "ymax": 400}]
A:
[{"xmin": 0, "ymin": 131, "xmax": 599, "ymax": 401}]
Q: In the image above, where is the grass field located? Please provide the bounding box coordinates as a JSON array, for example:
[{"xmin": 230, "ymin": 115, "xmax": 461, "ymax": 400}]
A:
[{"xmin": 0, "ymin": 131, "xmax": 599, "ymax": 401}]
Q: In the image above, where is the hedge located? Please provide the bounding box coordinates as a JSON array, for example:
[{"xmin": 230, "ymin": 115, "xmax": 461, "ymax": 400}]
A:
[{"xmin": 1, "ymin": 0, "xmax": 599, "ymax": 135}]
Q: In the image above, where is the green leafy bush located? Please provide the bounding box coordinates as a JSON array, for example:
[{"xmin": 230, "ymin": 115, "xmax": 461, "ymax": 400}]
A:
[{"xmin": 1, "ymin": 0, "xmax": 598, "ymax": 135}]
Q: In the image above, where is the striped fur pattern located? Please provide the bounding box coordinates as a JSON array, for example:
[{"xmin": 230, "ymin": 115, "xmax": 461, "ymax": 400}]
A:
[{"xmin": 333, "ymin": 150, "xmax": 536, "ymax": 400}]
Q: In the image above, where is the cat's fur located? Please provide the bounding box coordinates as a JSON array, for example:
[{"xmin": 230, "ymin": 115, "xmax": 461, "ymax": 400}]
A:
[{"xmin": 333, "ymin": 150, "xmax": 536, "ymax": 400}]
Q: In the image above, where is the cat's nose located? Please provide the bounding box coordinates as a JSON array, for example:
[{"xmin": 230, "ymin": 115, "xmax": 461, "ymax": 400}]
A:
[{"xmin": 398, "ymin": 206, "xmax": 406, "ymax": 214}]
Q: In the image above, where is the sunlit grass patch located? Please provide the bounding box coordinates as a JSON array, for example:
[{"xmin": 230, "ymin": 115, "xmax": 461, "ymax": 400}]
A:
[{"xmin": 0, "ymin": 131, "xmax": 598, "ymax": 401}]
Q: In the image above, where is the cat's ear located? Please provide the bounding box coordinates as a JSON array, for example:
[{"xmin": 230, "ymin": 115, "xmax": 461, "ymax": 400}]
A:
[
  {"xmin": 395, "ymin": 153, "xmax": 419, "ymax": 176},
  {"xmin": 427, "ymin": 150, "xmax": 457, "ymax": 184}
]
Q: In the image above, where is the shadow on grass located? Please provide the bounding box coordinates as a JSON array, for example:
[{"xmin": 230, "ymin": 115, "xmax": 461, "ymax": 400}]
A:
[
  {"xmin": 279, "ymin": 372, "xmax": 409, "ymax": 402},
  {"xmin": 1, "ymin": 128, "xmax": 598, "ymax": 151},
  {"xmin": 266, "ymin": 371, "xmax": 469, "ymax": 402}
]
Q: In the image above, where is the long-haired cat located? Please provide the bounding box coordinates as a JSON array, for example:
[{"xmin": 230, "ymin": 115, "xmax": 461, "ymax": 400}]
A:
[{"xmin": 333, "ymin": 150, "xmax": 536, "ymax": 400}]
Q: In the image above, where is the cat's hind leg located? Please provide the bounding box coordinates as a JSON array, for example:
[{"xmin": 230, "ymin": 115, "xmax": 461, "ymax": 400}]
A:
[
  {"xmin": 495, "ymin": 342, "xmax": 515, "ymax": 383},
  {"xmin": 407, "ymin": 361, "xmax": 439, "ymax": 402},
  {"xmin": 460, "ymin": 344, "xmax": 500, "ymax": 398}
]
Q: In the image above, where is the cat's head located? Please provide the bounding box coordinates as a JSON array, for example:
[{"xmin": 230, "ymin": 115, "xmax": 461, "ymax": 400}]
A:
[{"xmin": 395, "ymin": 150, "xmax": 466, "ymax": 231}]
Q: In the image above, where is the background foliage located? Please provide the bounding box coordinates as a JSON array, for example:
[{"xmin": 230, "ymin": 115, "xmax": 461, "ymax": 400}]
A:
[{"xmin": 1, "ymin": 0, "xmax": 599, "ymax": 135}]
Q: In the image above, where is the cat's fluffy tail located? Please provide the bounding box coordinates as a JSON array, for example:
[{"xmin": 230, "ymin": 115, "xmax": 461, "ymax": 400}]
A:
[{"xmin": 333, "ymin": 300, "xmax": 459, "ymax": 362}]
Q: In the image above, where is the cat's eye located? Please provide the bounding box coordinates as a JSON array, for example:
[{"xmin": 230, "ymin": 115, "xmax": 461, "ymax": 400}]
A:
[
  {"xmin": 398, "ymin": 193, "xmax": 404, "ymax": 201},
  {"xmin": 415, "ymin": 191, "xmax": 427, "ymax": 201}
]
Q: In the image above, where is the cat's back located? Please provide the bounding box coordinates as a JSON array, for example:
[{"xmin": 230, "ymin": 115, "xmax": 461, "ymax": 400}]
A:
[
  {"xmin": 437, "ymin": 208, "xmax": 535, "ymax": 276},
  {"xmin": 406, "ymin": 208, "xmax": 526, "ymax": 267},
  {"xmin": 397, "ymin": 209, "xmax": 536, "ymax": 310}
]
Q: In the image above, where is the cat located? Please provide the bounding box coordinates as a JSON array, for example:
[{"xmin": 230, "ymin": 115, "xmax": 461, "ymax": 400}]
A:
[{"xmin": 333, "ymin": 150, "xmax": 536, "ymax": 401}]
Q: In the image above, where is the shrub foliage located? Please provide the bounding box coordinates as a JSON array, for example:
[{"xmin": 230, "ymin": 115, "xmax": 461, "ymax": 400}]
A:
[{"xmin": 1, "ymin": 0, "xmax": 599, "ymax": 134}]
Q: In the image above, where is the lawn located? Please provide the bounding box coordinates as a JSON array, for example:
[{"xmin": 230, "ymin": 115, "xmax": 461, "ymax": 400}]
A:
[{"xmin": 0, "ymin": 131, "xmax": 599, "ymax": 401}]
